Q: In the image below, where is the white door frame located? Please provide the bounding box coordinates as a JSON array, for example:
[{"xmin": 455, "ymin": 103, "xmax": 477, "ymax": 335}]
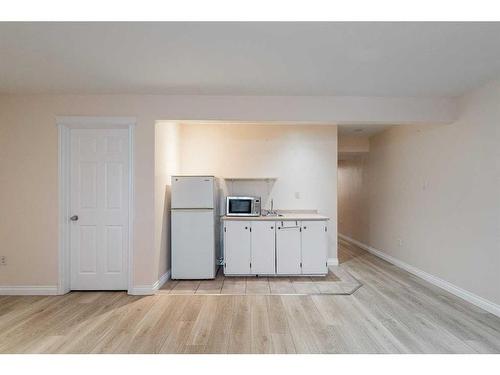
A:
[{"xmin": 57, "ymin": 116, "xmax": 136, "ymax": 295}]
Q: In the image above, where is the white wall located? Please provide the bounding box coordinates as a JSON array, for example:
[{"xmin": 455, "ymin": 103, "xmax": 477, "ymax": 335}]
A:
[
  {"xmin": 177, "ymin": 123, "xmax": 338, "ymax": 261},
  {"xmin": 338, "ymin": 80, "xmax": 500, "ymax": 306}
]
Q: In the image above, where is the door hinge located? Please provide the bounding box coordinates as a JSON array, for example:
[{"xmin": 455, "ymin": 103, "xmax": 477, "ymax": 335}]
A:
[
  {"xmin": 325, "ymin": 226, "xmax": 327, "ymax": 232},
  {"xmin": 300, "ymin": 262, "xmax": 302, "ymax": 268},
  {"xmin": 224, "ymin": 227, "xmax": 226, "ymax": 232},
  {"xmin": 250, "ymin": 227, "xmax": 252, "ymax": 232},
  {"xmin": 300, "ymin": 227, "xmax": 302, "ymax": 232},
  {"xmin": 224, "ymin": 262, "xmax": 226, "ymax": 268},
  {"xmin": 250, "ymin": 262, "xmax": 252, "ymax": 268}
]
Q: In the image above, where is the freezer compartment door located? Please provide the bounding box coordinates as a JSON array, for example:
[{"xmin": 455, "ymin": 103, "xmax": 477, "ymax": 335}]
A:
[
  {"xmin": 171, "ymin": 176, "xmax": 214, "ymax": 209},
  {"xmin": 171, "ymin": 209, "xmax": 215, "ymax": 279}
]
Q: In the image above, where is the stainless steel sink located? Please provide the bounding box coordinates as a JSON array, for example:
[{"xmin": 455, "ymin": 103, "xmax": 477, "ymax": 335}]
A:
[{"xmin": 263, "ymin": 198, "xmax": 282, "ymax": 217}]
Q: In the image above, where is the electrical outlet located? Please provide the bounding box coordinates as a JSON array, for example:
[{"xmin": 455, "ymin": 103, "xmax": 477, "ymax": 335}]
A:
[{"xmin": 0, "ymin": 256, "xmax": 6, "ymax": 266}]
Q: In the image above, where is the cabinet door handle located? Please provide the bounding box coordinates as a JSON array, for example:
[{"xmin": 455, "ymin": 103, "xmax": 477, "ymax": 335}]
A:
[{"xmin": 245, "ymin": 226, "xmax": 248, "ymax": 230}]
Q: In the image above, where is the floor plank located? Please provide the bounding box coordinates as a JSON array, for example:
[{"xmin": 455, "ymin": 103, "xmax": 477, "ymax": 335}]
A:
[{"xmin": 1, "ymin": 239, "xmax": 499, "ymax": 353}]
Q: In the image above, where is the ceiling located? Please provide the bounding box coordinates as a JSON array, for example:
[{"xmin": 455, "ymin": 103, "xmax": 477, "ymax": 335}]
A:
[
  {"xmin": 1, "ymin": 22, "xmax": 500, "ymax": 96},
  {"xmin": 338, "ymin": 124, "xmax": 392, "ymax": 137}
]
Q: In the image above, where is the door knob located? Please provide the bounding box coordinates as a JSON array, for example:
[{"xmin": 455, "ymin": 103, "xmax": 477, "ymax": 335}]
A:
[{"xmin": 70, "ymin": 215, "xmax": 79, "ymax": 221}]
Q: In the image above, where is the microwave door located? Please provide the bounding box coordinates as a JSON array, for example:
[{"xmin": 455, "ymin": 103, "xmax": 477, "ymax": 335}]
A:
[
  {"xmin": 227, "ymin": 198, "xmax": 253, "ymax": 216},
  {"xmin": 231, "ymin": 199, "xmax": 251, "ymax": 215}
]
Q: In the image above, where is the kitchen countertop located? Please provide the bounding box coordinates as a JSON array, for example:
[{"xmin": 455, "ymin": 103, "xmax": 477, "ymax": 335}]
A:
[{"xmin": 221, "ymin": 213, "xmax": 329, "ymax": 221}]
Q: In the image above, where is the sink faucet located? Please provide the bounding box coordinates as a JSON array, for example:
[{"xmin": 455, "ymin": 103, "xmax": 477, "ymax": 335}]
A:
[
  {"xmin": 266, "ymin": 198, "xmax": 278, "ymax": 216},
  {"xmin": 263, "ymin": 199, "xmax": 281, "ymax": 217}
]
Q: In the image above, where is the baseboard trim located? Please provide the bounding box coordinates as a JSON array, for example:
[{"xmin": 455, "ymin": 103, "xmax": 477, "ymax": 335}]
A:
[
  {"xmin": 338, "ymin": 233, "xmax": 500, "ymax": 318},
  {"xmin": 0, "ymin": 285, "xmax": 59, "ymax": 295},
  {"xmin": 327, "ymin": 258, "xmax": 339, "ymax": 266},
  {"xmin": 153, "ymin": 270, "xmax": 171, "ymax": 291},
  {"xmin": 129, "ymin": 270, "xmax": 171, "ymax": 296},
  {"xmin": 128, "ymin": 285, "xmax": 154, "ymax": 295},
  {"xmin": 1, "ymin": 272, "xmax": 173, "ymax": 297}
]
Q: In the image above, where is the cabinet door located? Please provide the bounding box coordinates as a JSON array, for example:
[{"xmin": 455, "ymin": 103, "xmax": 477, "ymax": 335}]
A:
[
  {"xmin": 301, "ymin": 221, "xmax": 328, "ymax": 275},
  {"xmin": 251, "ymin": 221, "xmax": 276, "ymax": 275},
  {"xmin": 276, "ymin": 221, "xmax": 302, "ymax": 275},
  {"xmin": 223, "ymin": 221, "xmax": 251, "ymax": 275}
]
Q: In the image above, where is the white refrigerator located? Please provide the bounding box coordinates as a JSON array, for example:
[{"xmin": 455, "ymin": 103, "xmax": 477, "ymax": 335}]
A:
[{"xmin": 171, "ymin": 176, "xmax": 217, "ymax": 279}]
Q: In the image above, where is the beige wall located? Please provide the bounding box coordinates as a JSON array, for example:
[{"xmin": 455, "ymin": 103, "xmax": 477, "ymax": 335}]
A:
[
  {"xmin": 0, "ymin": 92, "xmax": 459, "ymax": 291},
  {"xmin": 177, "ymin": 123, "xmax": 338, "ymax": 260},
  {"xmin": 338, "ymin": 80, "xmax": 500, "ymax": 305},
  {"xmin": 1, "ymin": 94, "xmax": 347, "ymax": 289},
  {"xmin": 338, "ymin": 135, "xmax": 370, "ymax": 153},
  {"xmin": 0, "ymin": 96, "xmax": 157, "ymax": 287},
  {"xmin": 154, "ymin": 122, "xmax": 181, "ymax": 280},
  {"xmin": 338, "ymin": 155, "xmax": 370, "ymax": 243}
]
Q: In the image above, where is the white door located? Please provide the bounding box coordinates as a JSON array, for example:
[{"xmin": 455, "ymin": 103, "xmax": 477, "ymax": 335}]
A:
[
  {"xmin": 171, "ymin": 176, "xmax": 214, "ymax": 209},
  {"xmin": 224, "ymin": 221, "xmax": 251, "ymax": 275},
  {"xmin": 276, "ymin": 221, "xmax": 302, "ymax": 275},
  {"xmin": 171, "ymin": 209, "xmax": 215, "ymax": 279},
  {"xmin": 70, "ymin": 129, "xmax": 129, "ymax": 290},
  {"xmin": 301, "ymin": 221, "xmax": 328, "ymax": 274},
  {"xmin": 251, "ymin": 221, "xmax": 276, "ymax": 275}
]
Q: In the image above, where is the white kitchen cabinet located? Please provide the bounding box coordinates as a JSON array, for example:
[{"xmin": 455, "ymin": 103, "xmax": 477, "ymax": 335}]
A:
[
  {"xmin": 223, "ymin": 220, "xmax": 251, "ymax": 274},
  {"xmin": 223, "ymin": 217, "xmax": 329, "ymax": 277},
  {"xmin": 250, "ymin": 221, "xmax": 276, "ymax": 275},
  {"xmin": 301, "ymin": 221, "xmax": 328, "ymax": 274},
  {"xmin": 276, "ymin": 221, "xmax": 302, "ymax": 275}
]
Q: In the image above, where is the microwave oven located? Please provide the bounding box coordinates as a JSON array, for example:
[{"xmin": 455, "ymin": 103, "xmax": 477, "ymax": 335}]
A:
[{"xmin": 226, "ymin": 196, "xmax": 261, "ymax": 216}]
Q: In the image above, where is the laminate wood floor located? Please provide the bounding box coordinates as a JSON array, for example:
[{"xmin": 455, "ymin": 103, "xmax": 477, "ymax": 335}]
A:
[{"xmin": 1, "ymin": 238, "xmax": 499, "ymax": 353}]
